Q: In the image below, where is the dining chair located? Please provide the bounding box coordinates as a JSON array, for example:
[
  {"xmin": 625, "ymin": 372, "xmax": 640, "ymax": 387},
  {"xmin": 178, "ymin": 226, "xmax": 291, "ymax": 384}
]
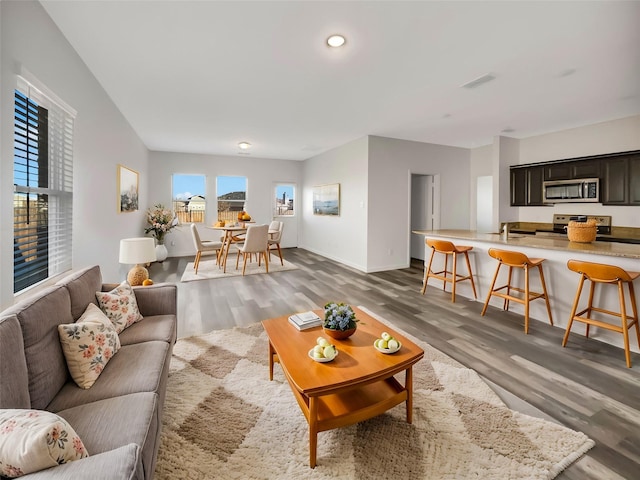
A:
[
  {"xmin": 190, "ymin": 223, "xmax": 222, "ymax": 274},
  {"xmin": 268, "ymin": 220, "xmax": 285, "ymax": 266},
  {"xmin": 235, "ymin": 224, "xmax": 270, "ymax": 275}
]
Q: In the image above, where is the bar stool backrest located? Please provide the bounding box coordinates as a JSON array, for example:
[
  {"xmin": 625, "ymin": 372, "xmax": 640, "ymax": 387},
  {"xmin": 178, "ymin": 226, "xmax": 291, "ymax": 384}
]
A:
[
  {"xmin": 567, "ymin": 259, "xmax": 633, "ymax": 283},
  {"xmin": 426, "ymin": 239, "xmax": 455, "ymax": 253},
  {"xmin": 487, "ymin": 248, "xmax": 530, "ymax": 267}
]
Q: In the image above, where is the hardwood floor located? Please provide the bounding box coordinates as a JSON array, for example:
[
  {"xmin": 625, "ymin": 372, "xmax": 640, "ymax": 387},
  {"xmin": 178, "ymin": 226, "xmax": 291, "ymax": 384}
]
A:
[{"xmin": 149, "ymin": 248, "xmax": 640, "ymax": 479}]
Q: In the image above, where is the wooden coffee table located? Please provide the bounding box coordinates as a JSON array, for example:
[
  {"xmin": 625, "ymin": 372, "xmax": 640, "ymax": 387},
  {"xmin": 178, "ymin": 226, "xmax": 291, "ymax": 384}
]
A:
[{"xmin": 262, "ymin": 307, "xmax": 424, "ymax": 468}]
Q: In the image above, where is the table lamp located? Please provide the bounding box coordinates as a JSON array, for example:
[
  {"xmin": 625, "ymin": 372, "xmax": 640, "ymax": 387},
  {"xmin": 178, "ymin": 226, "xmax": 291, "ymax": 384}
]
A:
[{"xmin": 119, "ymin": 237, "xmax": 157, "ymax": 286}]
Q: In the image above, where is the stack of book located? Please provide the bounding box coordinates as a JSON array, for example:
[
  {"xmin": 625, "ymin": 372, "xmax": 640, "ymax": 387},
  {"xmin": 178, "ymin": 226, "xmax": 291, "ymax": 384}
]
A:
[{"xmin": 288, "ymin": 311, "xmax": 322, "ymax": 331}]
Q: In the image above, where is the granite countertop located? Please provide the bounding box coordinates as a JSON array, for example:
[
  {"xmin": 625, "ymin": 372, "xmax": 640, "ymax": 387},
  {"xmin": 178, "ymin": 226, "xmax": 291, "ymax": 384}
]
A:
[{"xmin": 412, "ymin": 229, "xmax": 640, "ymax": 260}]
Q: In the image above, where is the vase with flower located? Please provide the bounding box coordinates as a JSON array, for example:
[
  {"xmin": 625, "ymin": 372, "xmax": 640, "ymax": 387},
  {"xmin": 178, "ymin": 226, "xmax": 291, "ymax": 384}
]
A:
[
  {"xmin": 144, "ymin": 204, "xmax": 178, "ymax": 262},
  {"xmin": 323, "ymin": 302, "xmax": 358, "ymax": 339}
]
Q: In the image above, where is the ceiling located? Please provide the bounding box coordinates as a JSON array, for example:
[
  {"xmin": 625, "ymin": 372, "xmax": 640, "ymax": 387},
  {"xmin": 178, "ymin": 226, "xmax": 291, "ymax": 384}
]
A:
[{"xmin": 41, "ymin": 1, "xmax": 640, "ymax": 161}]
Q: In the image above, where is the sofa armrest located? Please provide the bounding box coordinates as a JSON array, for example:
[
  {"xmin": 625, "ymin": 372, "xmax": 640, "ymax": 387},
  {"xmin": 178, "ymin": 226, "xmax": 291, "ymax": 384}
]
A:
[
  {"xmin": 22, "ymin": 444, "xmax": 142, "ymax": 480},
  {"xmin": 131, "ymin": 283, "xmax": 177, "ymax": 317}
]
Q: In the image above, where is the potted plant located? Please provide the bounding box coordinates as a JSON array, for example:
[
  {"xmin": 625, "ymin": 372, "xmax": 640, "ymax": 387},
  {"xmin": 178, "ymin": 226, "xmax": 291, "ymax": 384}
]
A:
[
  {"xmin": 144, "ymin": 204, "xmax": 178, "ymax": 261},
  {"xmin": 323, "ymin": 302, "xmax": 357, "ymax": 339}
]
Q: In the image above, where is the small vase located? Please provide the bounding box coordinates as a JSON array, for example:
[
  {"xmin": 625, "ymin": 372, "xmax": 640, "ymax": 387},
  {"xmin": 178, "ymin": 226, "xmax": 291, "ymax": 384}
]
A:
[
  {"xmin": 323, "ymin": 326, "xmax": 356, "ymax": 340},
  {"xmin": 155, "ymin": 243, "xmax": 168, "ymax": 263}
]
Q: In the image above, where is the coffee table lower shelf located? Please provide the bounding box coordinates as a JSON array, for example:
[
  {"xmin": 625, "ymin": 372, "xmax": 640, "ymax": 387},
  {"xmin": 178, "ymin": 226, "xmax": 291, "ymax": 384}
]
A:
[{"xmin": 287, "ymin": 375, "xmax": 410, "ymax": 468}]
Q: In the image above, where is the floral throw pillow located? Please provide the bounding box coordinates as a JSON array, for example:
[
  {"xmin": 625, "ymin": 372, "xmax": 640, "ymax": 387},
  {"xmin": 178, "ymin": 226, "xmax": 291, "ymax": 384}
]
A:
[
  {"xmin": 95, "ymin": 281, "xmax": 143, "ymax": 333},
  {"xmin": 58, "ymin": 303, "xmax": 122, "ymax": 389},
  {"xmin": 0, "ymin": 409, "xmax": 89, "ymax": 478}
]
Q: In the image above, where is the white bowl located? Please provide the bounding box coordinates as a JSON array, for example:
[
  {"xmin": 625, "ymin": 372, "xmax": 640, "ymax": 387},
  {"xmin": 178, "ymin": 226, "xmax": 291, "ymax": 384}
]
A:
[
  {"xmin": 308, "ymin": 348, "xmax": 338, "ymax": 363},
  {"xmin": 374, "ymin": 341, "xmax": 402, "ymax": 354}
]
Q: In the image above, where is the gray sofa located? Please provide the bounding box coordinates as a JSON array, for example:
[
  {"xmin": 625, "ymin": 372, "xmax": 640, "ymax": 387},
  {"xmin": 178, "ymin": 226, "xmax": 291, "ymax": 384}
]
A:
[{"xmin": 0, "ymin": 265, "xmax": 177, "ymax": 480}]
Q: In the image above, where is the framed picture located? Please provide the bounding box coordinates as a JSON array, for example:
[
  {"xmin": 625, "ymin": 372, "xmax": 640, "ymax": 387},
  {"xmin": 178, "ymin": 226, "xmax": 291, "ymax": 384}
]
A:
[
  {"xmin": 312, "ymin": 183, "xmax": 340, "ymax": 216},
  {"xmin": 117, "ymin": 164, "xmax": 139, "ymax": 212}
]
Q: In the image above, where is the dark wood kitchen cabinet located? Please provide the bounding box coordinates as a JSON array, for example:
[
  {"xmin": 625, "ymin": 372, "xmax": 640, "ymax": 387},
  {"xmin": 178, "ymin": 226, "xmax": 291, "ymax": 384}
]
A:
[
  {"xmin": 511, "ymin": 165, "xmax": 544, "ymax": 206},
  {"xmin": 571, "ymin": 159, "xmax": 600, "ymax": 179},
  {"xmin": 600, "ymin": 152, "xmax": 640, "ymax": 205},
  {"xmin": 511, "ymin": 150, "xmax": 639, "ymax": 207},
  {"xmin": 544, "ymin": 159, "xmax": 600, "ymax": 180},
  {"xmin": 629, "ymin": 155, "xmax": 640, "ymax": 205},
  {"xmin": 601, "ymin": 157, "xmax": 628, "ymax": 205}
]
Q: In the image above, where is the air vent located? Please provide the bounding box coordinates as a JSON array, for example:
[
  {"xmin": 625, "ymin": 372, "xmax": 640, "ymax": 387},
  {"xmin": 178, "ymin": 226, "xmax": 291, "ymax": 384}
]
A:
[{"xmin": 461, "ymin": 73, "xmax": 496, "ymax": 89}]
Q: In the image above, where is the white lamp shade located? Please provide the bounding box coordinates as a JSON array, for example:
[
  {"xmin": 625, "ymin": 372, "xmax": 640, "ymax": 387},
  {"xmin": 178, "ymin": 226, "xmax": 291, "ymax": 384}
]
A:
[{"xmin": 119, "ymin": 237, "xmax": 157, "ymax": 264}]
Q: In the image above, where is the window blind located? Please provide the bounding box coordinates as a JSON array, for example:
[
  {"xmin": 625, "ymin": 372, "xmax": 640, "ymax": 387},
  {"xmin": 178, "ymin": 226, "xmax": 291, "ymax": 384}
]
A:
[{"xmin": 14, "ymin": 77, "xmax": 75, "ymax": 293}]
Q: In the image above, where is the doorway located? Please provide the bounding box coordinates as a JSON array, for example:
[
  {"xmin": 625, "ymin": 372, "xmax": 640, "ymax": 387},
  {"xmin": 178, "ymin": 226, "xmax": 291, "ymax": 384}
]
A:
[{"xmin": 410, "ymin": 174, "xmax": 437, "ymax": 261}]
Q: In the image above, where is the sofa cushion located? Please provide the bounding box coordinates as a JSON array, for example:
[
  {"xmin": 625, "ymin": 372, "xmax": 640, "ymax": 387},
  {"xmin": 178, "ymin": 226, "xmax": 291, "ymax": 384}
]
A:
[
  {"xmin": 95, "ymin": 282, "xmax": 143, "ymax": 334},
  {"xmin": 118, "ymin": 314, "xmax": 177, "ymax": 346},
  {"xmin": 58, "ymin": 304, "xmax": 122, "ymax": 389},
  {"xmin": 22, "ymin": 444, "xmax": 142, "ymax": 480},
  {"xmin": 2, "ymin": 286, "xmax": 72, "ymax": 410},
  {"xmin": 0, "ymin": 409, "xmax": 89, "ymax": 478},
  {"xmin": 46, "ymin": 341, "xmax": 169, "ymax": 413},
  {"xmin": 56, "ymin": 266, "xmax": 103, "ymax": 321},
  {"xmin": 0, "ymin": 315, "xmax": 30, "ymax": 409},
  {"xmin": 56, "ymin": 393, "xmax": 157, "ymax": 479}
]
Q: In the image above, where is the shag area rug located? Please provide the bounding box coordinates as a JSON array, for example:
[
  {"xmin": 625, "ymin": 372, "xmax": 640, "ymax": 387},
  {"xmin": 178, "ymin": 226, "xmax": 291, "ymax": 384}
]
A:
[
  {"xmin": 180, "ymin": 255, "xmax": 297, "ymax": 282},
  {"xmin": 155, "ymin": 310, "xmax": 594, "ymax": 480}
]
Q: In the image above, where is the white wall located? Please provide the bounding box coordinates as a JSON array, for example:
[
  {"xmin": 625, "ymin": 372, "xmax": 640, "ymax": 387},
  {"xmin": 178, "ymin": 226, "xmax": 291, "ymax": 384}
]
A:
[
  {"xmin": 517, "ymin": 115, "xmax": 640, "ymax": 227},
  {"xmin": 0, "ymin": 1, "xmax": 150, "ymax": 308},
  {"xmin": 494, "ymin": 136, "xmax": 520, "ymax": 229},
  {"xmin": 148, "ymin": 151, "xmax": 303, "ymax": 257},
  {"xmin": 300, "ymin": 137, "xmax": 369, "ymax": 271},
  {"xmin": 469, "ymin": 144, "xmax": 492, "ymax": 230},
  {"xmin": 367, "ymin": 136, "xmax": 470, "ymax": 271}
]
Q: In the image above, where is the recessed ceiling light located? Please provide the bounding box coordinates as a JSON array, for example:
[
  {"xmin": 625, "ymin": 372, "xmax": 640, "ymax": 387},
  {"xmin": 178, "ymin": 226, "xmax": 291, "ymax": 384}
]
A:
[
  {"xmin": 327, "ymin": 34, "xmax": 346, "ymax": 48},
  {"xmin": 238, "ymin": 142, "xmax": 251, "ymax": 150}
]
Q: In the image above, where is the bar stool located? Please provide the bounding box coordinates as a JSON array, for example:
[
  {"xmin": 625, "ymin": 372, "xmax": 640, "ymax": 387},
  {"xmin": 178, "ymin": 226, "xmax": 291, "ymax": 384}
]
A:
[
  {"xmin": 481, "ymin": 248, "xmax": 553, "ymax": 334},
  {"xmin": 562, "ymin": 259, "xmax": 640, "ymax": 368},
  {"xmin": 421, "ymin": 238, "xmax": 477, "ymax": 303}
]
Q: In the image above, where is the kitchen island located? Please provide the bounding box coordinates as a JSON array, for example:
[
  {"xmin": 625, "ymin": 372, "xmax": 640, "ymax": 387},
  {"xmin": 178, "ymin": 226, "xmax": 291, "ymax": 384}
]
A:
[{"xmin": 412, "ymin": 229, "xmax": 640, "ymax": 354}]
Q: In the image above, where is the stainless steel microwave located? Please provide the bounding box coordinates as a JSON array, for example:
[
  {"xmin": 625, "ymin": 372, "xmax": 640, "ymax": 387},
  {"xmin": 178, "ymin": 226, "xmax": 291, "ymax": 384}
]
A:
[{"xmin": 543, "ymin": 178, "xmax": 599, "ymax": 203}]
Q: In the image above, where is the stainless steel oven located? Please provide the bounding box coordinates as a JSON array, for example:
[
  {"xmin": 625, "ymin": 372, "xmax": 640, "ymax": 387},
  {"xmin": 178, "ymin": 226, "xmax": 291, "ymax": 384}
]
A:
[{"xmin": 543, "ymin": 178, "xmax": 599, "ymax": 203}]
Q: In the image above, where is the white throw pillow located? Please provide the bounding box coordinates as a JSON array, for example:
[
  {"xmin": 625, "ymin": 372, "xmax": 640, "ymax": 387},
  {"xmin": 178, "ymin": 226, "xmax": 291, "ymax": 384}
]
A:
[
  {"xmin": 0, "ymin": 409, "xmax": 89, "ymax": 478},
  {"xmin": 58, "ymin": 303, "xmax": 121, "ymax": 389},
  {"xmin": 95, "ymin": 281, "xmax": 143, "ymax": 333}
]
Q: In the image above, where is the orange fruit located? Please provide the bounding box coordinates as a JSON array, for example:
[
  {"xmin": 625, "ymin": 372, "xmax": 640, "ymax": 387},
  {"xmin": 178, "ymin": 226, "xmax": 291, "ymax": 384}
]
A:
[{"xmin": 142, "ymin": 279, "xmax": 154, "ymax": 286}]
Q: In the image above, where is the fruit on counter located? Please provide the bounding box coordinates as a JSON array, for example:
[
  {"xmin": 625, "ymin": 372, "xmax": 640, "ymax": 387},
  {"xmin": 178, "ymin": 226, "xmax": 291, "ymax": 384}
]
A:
[
  {"xmin": 242, "ymin": 213, "xmax": 251, "ymax": 221},
  {"xmin": 317, "ymin": 337, "xmax": 330, "ymax": 347},
  {"xmin": 142, "ymin": 279, "xmax": 154, "ymax": 286},
  {"xmin": 214, "ymin": 220, "xmax": 226, "ymax": 227},
  {"xmin": 375, "ymin": 332, "xmax": 400, "ymax": 350}
]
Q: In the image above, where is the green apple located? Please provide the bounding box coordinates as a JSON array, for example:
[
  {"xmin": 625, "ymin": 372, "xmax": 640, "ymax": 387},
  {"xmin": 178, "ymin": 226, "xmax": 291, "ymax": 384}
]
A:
[
  {"xmin": 313, "ymin": 350, "xmax": 324, "ymax": 359},
  {"xmin": 381, "ymin": 332, "xmax": 391, "ymax": 341},
  {"xmin": 317, "ymin": 337, "xmax": 329, "ymax": 347},
  {"xmin": 313, "ymin": 345, "xmax": 324, "ymax": 356},
  {"xmin": 379, "ymin": 339, "xmax": 388, "ymax": 349},
  {"xmin": 323, "ymin": 345, "xmax": 336, "ymax": 360},
  {"xmin": 387, "ymin": 339, "xmax": 399, "ymax": 350}
]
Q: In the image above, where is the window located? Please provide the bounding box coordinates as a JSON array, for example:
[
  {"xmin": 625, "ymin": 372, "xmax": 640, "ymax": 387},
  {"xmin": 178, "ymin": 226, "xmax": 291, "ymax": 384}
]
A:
[
  {"xmin": 274, "ymin": 184, "xmax": 295, "ymax": 216},
  {"xmin": 14, "ymin": 78, "xmax": 75, "ymax": 293},
  {"xmin": 217, "ymin": 176, "xmax": 247, "ymax": 222},
  {"xmin": 172, "ymin": 174, "xmax": 206, "ymax": 224}
]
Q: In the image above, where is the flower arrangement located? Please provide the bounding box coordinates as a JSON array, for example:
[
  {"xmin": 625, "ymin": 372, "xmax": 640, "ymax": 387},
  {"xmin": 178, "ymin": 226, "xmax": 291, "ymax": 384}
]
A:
[
  {"xmin": 323, "ymin": 302, "xmax": 357, "ymax": 331},
  {"xmin": 144, "ymin": 204, "xmax": 177, "ymax": 244}
]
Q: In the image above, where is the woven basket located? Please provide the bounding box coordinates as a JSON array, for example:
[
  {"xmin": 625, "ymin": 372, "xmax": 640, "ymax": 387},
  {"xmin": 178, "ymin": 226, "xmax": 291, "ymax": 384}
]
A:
[{"xmin": 567, "ymin": 220, "xmax": 597, "ymax": 243}]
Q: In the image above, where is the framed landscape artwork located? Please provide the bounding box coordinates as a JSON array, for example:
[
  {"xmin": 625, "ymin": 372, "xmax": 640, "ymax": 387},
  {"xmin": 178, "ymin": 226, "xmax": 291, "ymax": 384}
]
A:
[
  {"xmin": 117, "ymin": 164, "xmax": 139, "ymax": 212},
  {"xmin": 312, "ymin": 183, "xmax": 340, "ymax": 216}
]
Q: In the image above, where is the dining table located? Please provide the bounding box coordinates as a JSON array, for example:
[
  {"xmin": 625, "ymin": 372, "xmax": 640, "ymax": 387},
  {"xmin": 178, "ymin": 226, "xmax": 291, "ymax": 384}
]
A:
[{"xmin": 208, "ymin": 222, "xmax": 276, "ymax": 273}]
